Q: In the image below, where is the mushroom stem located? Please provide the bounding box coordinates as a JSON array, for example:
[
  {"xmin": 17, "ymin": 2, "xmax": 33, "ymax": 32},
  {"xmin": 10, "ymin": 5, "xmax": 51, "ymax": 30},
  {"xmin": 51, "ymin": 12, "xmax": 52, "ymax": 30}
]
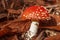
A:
[{"xmin": 26, "ymin": 21, "xmax": 39, "ymax": 40}]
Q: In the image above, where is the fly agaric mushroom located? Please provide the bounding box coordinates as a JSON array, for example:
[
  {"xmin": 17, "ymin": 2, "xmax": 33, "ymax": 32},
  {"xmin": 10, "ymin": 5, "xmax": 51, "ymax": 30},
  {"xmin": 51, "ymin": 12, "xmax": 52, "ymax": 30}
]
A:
[{"xmin": 20, "ymin": 6, "xmax": 50, "ymax": 40}]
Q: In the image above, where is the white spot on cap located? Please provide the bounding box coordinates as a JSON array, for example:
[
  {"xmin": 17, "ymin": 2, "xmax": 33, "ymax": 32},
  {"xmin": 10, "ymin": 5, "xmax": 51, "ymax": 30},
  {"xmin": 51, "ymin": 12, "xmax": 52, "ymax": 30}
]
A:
[
  {"xmin": 38, "ymin": 17, "xmax": 41, "ymax": 19},
  {"xmin": 32, "ymin": 12, "xmax": 35, "ymax": 14},
  {"xmin": 36, "ymin": 11, "xmax": 38, "ymax": 13},
  {"xmin": 41, "ymin": 14, "xmax": 44, "ymax": 16},
  {"xmin": 37, "ymin": 14, "xmax": 39, "ymax": 16},
  {"xmin": 38, "ymin": 12, "xmax": 40, "ymax": 13},
  {"xmin": 23, "ymin": 15, "xmax": 25, "ymax": 16},
  {"xmin": 25, "ymin": 16, "xmax": 27, "ymax": 17},
  {"xmin": 42, "ymin": 17, "xmax": 45, "ymax": 19},
  {"xmin": 29, "ymin": 13, "xmax": 32, "ymax": 16},
  {"xmin": 41, "ymin": 12, "xmax": 45, "ymax": 14},
  {"xmin": 45, "ymin": 11, "xmax": 48, "ymax": 13},
  {"xmin": 37, "ymin": 9, "xmax": 38, "ymax": 10},
  {"xmin": 41, "ymin": 6, "xmax": 44, "ymax": 7},
  {"xmin": 40, "ymin": 10, "xmax": 42, "ymax": 11}
]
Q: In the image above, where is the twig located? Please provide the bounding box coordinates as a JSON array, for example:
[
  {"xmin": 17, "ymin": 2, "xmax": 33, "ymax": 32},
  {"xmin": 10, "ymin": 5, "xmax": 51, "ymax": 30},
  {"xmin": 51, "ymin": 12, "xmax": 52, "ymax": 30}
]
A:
[
  {"xmin": 1, "ymin": 0, "xmax": 6, "ymax": 9},
  {"xmin": 35, "ymin": 30, "xmax": 45, "ymax": 40}
]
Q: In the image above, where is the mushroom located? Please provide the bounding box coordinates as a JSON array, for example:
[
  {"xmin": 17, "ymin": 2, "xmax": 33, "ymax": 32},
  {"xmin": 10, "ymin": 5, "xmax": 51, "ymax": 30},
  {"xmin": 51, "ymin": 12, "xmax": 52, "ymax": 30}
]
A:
[{"xmin": 20, "ymin": 6, "xmax": 50, "ymax": 40}]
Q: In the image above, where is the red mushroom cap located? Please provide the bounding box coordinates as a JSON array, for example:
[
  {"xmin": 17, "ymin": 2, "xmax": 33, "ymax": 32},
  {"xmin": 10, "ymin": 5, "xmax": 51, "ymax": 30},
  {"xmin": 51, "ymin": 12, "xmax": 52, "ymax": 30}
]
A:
[{"xmin": 20, "ymin": 6, "xmax": 50, "ymax": 21}]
